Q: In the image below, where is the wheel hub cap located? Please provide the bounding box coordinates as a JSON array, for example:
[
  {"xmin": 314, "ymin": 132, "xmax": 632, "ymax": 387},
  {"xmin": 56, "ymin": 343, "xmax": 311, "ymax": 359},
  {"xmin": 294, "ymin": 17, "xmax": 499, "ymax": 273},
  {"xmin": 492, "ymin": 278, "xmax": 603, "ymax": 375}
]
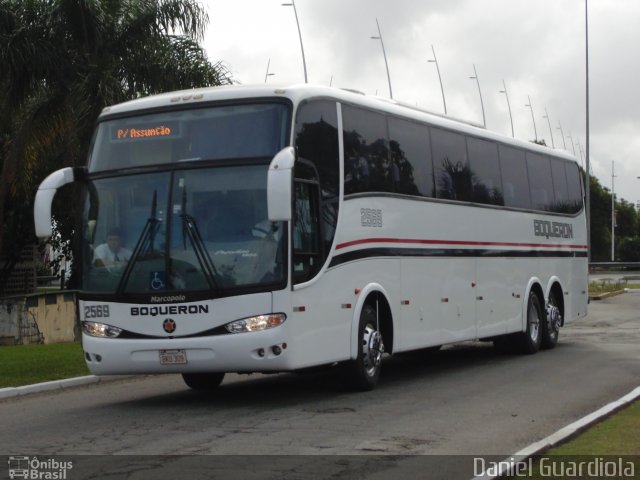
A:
[{"xmin": 363, "ymin": 325, "xmax": 384, "ymax": 376}]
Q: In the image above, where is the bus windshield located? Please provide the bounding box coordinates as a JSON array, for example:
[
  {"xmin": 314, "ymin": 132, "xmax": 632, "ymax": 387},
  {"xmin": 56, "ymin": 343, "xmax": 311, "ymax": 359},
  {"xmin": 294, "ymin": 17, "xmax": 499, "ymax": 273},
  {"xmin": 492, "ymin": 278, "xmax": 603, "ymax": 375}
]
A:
[
  {"xmin": 81, "ymin": 102, "xmax": 290, "ymax": 296},
  {"xmin": 82, "ymin": 165, "xmax": 285, "ymax": 295}
]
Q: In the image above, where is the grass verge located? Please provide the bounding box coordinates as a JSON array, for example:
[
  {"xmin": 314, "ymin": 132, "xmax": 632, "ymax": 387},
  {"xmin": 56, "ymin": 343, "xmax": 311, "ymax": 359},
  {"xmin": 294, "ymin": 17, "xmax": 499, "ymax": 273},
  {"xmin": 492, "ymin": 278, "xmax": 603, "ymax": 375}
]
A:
[
  {"xmin": 546, "ymin": 400, "xmax": 640, "ymax": 455},
  {"xmin": 589, "ymin": 281, "xmax": 640, "ymax": 296},
  {"xmin": 505, "ymin": 400, "xmax": 640, "ymax": 478},
  {"xmin": 0, "ymin": 342, "xmax": 89, "ymax": 388}
]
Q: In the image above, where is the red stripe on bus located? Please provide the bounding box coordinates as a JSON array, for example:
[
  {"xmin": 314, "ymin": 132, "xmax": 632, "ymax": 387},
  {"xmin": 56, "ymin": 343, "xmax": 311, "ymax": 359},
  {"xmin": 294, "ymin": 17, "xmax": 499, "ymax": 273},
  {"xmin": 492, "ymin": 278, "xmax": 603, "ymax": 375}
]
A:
[{"xmin": 335, "ymin": 238, "xmax": 588, "ymax": 251}]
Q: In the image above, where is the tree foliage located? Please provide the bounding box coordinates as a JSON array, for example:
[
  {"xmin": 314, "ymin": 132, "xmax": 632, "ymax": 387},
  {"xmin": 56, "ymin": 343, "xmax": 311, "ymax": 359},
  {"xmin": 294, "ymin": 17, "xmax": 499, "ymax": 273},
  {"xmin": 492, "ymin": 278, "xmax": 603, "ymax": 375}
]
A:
[
  {"xmin": 587, "ymin": 173, "xmax": 640, "ymax": 261},
  {"xmin": 0, "ymin": 0, "xmax": 231, "ymax": 292}
]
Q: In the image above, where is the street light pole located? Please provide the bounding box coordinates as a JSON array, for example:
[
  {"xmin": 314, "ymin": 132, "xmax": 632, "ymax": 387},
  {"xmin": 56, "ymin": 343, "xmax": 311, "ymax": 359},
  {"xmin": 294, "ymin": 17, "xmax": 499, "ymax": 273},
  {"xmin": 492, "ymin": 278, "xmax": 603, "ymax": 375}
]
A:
[
  {"xmin": 543, "ymin": 107, "xmax": 555, "ymax": 148},
  {"xmin": 585, "ymin": 0, "xmax": 592, "ymax": 261},
  {"xmin": 611, "ymin": 161, "xmax": 616, "ymax": 261},
  {"xmin": 264, "ymin": 58, "xmax": 275, "ymax": 83},
  {"xmin": 499, "ymin": 79, "xmax": 514, "ymax": 137},
  {"xmin": 428, "ymin": 45, "xmax": 447, "ymax": 115},
  {"xmin": 557, "ymin": 121, "xmax": 567, "ymax": 150},
  {"xmin": 282, "ymin": 0, "xmax": 308, "ymax": 83},
  {"xmin": 469, "ymin": 64, "xmax": 486, "ymax": 127},
  {"xmin": 576, "ymin": 139, "xmax": 585, "ymax": 170},
  {"xmin": 567, "ymin": 131, "xmax": 576, "ymax": 156},
  {"xmin": 525, "ymin": 95, "xmax": 538, "ymax": 142},
  {"xmin": 371, "ymin": 18, "xmax": 393, "ymax": 99}
]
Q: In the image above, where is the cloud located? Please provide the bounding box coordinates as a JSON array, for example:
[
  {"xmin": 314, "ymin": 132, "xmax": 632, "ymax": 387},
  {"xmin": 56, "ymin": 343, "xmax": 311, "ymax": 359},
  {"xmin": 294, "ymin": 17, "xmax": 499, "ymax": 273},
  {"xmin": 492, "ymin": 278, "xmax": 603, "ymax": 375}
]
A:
[{"xmin": 205, "ymin": 0, "xmax": 640, "ymax": 204}]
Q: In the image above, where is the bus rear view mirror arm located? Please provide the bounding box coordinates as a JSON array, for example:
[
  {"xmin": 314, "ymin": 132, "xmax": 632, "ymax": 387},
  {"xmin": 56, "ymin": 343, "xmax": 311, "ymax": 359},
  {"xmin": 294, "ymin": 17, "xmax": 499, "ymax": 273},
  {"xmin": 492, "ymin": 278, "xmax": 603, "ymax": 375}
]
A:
[
  {"xmin": 267, "ymin": 147, "xmax": 295, "ymax": 222},
  {"xmin": 34, "ymin": 167, "xmax": 85, "ymax": 238}
]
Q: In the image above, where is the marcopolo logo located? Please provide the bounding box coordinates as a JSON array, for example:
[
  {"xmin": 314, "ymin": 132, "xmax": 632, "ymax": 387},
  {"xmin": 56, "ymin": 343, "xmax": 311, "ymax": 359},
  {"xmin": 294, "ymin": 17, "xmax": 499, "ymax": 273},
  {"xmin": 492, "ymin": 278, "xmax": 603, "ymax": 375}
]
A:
[{"xmin": 8, "ymin": 456, "xmax": 73, "ymax": 479}]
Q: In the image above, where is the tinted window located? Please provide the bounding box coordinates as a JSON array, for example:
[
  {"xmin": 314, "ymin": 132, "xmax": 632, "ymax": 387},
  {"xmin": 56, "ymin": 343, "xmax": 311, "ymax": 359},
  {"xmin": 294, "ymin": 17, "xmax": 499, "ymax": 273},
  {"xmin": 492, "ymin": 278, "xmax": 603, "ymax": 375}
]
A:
[
  {"xmin": 342, "ymin": 106, "xmax": 391, "ymax": 194},
  {"xmin": 565, "ymin": 162, "xmax": 584, "ymax": 214},
  {"xmin": 294, "ymin": 101, "xmax": 341, "ymax": 282},
  {"xmin": 467, "ymin": 137, "xmax": 503, "ymax": 205},
  {"xmin": 499, "ymin": 146, "xmax": 531, "ymax": 209},
  {"xmin": 292, "ymin": 181, "xmax": 321, "ymax": 283},
  {"xmin": 550, "ymin": 158, "xmax": 570, "ymax": 212},
  {"xmin": 295, "ymin": 101, "xmax": 340, "ymax": 199},
  {"xmin": 388, "ymin": 117, "xmax": 434, "ymax": 197},
  {"xmin": 527, "ymin": 153, "xmax": 554, "ymax": 211},
  {"xmin": 431, "ymin": 128, "xmax": 472, "ymax": 201}
]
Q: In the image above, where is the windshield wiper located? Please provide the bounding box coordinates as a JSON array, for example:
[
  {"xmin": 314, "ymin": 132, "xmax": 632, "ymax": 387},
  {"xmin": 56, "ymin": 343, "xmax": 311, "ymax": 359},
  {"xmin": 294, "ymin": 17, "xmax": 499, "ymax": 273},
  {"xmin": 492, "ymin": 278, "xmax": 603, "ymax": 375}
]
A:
[
  {"xmin": 180, "ymin": 187, "xmax": 221, "ymax": 292},
  {"xmin": 116, "ymin": 190, "xmax": 161, "ymax": 295}
]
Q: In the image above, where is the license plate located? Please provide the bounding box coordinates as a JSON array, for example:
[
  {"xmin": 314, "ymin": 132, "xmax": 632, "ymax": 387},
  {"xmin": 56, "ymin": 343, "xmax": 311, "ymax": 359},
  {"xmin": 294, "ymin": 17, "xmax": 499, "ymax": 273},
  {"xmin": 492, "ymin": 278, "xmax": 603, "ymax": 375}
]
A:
[{"xmin": 159, "ymin": 349, "xmax": 187, "ymax": 365}]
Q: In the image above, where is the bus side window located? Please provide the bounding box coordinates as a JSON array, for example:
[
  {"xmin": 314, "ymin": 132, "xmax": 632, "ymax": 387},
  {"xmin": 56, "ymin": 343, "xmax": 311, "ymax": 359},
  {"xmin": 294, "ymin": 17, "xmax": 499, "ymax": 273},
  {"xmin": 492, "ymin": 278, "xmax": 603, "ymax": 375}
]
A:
[
  {"xmin": 432, "ymin": 128, "xmax": 472, "ymax": 201},
  {"xmin": 565, "ymin": 162, "xmax": 584, "ymax": 214},
  {"xmin": 342, "ymin": 105, "xmax": 392, "ymax": 195},
  {"xmin": 499, "ymin": 145, "xmax": 531, "ymax": 209},
  {"xmin": 293, "ymin": 181, "xmax": 321, "ymax": 284},
  {"xmin": 550, "ymin": 157, "xmax": 570, "ymax": 212},
  {"xmin": 526, "ymin": 152, "xmax": 554, "ymax": 211}
]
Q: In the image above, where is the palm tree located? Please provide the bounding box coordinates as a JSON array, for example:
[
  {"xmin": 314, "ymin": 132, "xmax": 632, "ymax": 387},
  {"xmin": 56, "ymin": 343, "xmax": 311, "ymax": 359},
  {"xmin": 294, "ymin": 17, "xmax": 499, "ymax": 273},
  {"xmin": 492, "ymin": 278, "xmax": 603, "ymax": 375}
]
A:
[{"xmin": 0, "ymin": 0, "xmax": 231, "ymax": 293}]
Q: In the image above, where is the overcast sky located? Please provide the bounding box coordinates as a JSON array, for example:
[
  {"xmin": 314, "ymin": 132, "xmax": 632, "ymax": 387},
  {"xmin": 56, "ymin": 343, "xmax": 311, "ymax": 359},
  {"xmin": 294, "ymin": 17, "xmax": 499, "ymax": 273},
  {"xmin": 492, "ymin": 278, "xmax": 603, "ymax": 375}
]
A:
[{"xmin": 205, "ymin": 0, "xmax": 640, "ymax": 207}]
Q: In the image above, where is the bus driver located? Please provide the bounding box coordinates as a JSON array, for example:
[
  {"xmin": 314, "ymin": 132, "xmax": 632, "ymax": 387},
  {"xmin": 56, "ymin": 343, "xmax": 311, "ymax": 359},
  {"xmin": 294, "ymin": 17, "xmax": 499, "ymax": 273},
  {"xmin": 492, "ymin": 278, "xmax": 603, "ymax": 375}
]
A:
[{"xmin": 94, "ymin": 228, "xmax": 132, "ymax": 267}]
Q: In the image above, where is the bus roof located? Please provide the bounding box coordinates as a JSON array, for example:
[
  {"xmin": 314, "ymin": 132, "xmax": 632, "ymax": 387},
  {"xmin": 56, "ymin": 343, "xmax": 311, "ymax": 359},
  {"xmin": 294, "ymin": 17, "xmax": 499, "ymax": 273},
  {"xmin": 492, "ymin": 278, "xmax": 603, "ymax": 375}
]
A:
[{"xmin": 99, "ymin": 84, "xmax": 578, "ymax": 163}]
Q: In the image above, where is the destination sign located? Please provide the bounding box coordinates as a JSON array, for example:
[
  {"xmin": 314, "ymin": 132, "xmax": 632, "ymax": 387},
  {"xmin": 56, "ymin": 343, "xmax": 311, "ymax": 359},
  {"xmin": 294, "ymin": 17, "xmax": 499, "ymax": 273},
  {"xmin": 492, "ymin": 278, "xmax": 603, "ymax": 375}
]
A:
[{"xmin": 111, "ymin": 121, "xmax": 180, "ymax": 141}]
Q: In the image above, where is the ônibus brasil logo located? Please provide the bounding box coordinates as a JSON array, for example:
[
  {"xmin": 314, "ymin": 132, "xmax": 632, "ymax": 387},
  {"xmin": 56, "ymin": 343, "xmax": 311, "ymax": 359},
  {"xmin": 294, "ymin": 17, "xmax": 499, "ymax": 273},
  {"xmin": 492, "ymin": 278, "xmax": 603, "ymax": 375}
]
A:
[{"xmin": 8, "ymin": 456, "xmax": 73, "ymax": 479}]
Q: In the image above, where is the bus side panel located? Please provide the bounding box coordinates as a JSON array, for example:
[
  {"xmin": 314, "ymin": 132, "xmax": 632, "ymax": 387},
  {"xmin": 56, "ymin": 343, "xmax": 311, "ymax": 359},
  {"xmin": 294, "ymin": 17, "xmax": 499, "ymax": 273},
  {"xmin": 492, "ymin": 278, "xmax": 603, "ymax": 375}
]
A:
[
  {"xmin": 398, "ymin": 258, "xmax": 444, "ymax": 351},
  {"xmin": 437, "ymin": 258, "xmax": 476, "ymax": 344},
  {"xmin": 476, "ymin": 258, "xmax": 519, "ymax": 339},
  {"xmin": 568, "ymin": 257, "xmax": 589, "ymax": 322},
  {"xmin": 287, "ymin": 258, "xmax": 400, "ymax": 369}
]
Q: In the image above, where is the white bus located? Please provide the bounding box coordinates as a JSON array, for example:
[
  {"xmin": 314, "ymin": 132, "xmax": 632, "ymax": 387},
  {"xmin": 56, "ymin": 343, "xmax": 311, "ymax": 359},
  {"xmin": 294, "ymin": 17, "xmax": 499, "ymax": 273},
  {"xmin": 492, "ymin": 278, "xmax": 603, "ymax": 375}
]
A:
[{"xmin": 34, "ymin": 85, "xmax": 588, "ymax": 391}]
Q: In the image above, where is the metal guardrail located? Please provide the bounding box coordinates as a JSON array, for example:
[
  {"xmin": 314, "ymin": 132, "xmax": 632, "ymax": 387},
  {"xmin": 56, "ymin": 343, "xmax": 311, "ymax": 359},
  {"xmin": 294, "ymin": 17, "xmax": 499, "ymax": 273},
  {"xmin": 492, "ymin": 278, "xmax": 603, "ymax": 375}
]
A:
[{"xmin": 589, "ymin": 262, "xmax": 640, "ymax": 270}]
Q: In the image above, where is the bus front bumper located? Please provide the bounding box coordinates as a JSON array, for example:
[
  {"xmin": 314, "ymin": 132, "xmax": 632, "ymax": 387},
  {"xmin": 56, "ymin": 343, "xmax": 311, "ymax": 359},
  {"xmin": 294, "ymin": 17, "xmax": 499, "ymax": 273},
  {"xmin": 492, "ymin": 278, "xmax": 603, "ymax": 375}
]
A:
[{"xmin": 82, "ymin": 329, "xmax": 294, "ymax": 375}]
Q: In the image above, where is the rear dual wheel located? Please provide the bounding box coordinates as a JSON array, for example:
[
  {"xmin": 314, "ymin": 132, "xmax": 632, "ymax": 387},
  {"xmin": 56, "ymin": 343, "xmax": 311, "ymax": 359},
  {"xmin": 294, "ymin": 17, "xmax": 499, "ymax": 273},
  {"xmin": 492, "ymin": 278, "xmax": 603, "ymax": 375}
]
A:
[
  {"xmin": 494, "ymin": 290, "xmax": 544, "ymax": 354},
  {"xmin": 516, "ymin": 291, "xmax": 543, "ymax": 354},
  {"xmin": 541, "ymin": 290, "xmax": 561, "ymax": 350}
]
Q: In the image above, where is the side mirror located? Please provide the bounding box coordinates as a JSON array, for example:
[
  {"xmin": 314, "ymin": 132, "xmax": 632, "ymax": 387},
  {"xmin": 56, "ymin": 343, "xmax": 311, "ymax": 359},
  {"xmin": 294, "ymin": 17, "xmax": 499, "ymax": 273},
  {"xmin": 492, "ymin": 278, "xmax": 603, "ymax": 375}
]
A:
[
  {"xmin": 267, "ymin": 147, "xmax": 295, "ymax": 222},
  {"xmin": 34, "ymin": 167, "xmax": 82, "ymax": 238}
]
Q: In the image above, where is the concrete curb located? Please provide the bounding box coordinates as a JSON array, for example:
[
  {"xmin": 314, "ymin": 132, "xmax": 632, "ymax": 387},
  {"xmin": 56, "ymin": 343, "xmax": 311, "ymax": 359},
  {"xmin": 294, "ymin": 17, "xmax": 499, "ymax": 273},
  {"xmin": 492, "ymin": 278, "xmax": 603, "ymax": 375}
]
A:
[
  {"xmin": 0, "ymin": 375, "xmax": 132, "ymax": 400},
  {"xmin": 472, "ymin": 385, "xmax": 640, "ymax": 479}
]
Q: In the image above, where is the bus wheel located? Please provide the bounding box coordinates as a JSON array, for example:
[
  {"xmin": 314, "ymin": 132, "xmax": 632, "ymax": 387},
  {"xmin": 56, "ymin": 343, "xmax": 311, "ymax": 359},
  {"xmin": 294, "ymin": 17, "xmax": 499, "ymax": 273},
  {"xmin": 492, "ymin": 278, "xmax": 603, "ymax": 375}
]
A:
[
  {"xmin": 516, "ymin": 291, "xmax": 543, "ymax": 354},
  {"xmin": 346, "ymin": 304, "xmax": 385, "ymax": 391},
  {"xmin": 541, "ymin": 291, "xmax": 561, "ymax": 350},
  {"xmin": 182, "ymin": 372, "xmax": 225, "ymax": 391}
]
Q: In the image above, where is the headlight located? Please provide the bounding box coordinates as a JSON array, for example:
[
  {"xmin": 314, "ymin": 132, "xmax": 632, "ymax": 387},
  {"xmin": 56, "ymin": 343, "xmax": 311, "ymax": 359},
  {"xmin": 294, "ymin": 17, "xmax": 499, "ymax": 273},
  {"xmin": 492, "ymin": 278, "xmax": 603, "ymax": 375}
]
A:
[
  {"xmin": 225, "ymin": 313, "xmax": 286, "ymax": 334},
  {"xmin": 83, "ymin": 321, "xmax": 123, "ymax": 338}
]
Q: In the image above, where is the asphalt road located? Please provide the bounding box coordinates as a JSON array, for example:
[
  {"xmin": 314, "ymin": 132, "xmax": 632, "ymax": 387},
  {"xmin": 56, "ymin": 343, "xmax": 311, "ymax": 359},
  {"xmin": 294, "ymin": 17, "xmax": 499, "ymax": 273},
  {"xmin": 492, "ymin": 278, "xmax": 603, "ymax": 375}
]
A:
[{"xmin": 1, "ymin": 293, "xmax": 639, "ymax": 479}]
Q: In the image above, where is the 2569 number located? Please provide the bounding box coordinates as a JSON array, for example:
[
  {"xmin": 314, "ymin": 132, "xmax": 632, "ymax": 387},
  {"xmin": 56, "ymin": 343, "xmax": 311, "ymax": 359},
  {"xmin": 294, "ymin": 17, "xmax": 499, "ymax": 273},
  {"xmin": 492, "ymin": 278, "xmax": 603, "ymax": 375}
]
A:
[{"xmin": 84, "ymin": 305, "xmax": 110, "ymax": 319}]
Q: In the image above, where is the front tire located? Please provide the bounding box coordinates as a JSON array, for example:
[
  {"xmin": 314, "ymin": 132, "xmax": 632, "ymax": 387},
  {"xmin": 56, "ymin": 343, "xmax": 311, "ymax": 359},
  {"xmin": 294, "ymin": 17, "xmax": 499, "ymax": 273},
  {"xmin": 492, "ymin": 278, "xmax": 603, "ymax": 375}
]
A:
[
  {"xmin": 182, "ymin": 372, "xmax": 225, "ymax": 391},
  {"xmin": 345, "ymin": 304, "xmax": 385, "ymax": 391}
]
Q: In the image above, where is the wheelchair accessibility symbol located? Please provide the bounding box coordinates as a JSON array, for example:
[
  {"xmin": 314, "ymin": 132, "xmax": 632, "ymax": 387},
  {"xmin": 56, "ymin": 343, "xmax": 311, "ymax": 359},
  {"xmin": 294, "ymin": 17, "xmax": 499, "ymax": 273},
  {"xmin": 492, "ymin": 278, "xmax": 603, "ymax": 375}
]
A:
[{"xmin": 150, "ymin": 271, "xmax": 166, "ymax": 291}]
